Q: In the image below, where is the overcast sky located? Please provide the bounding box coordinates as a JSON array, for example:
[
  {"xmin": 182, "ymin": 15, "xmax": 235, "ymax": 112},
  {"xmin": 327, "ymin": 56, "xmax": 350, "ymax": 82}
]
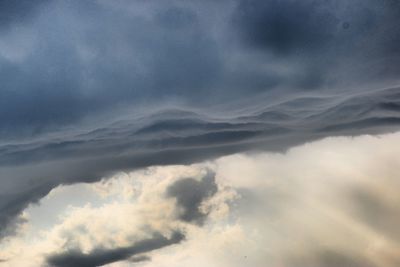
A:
[{"xmin": 0, "ymin": 1, "xmax": 400, "ymax": 266}]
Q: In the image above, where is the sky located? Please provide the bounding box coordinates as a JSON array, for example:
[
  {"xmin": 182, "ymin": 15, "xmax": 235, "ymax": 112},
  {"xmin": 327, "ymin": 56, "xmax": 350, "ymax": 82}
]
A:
[{"xmin": 0, "ymin": 0, "xmax": 400, "ymax": 266}]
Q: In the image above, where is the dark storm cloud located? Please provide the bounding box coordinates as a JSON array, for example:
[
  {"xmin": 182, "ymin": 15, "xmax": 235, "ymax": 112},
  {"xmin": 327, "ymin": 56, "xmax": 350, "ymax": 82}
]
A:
[
  {"xmin": 1, "ymin": 0, "xmax": 398, "ymax": 139},
  {"xmin": 167, "ymin": 171, "xmax": 218, "ymax": 225},
  {"xmin": 0, "ymin": 0, "xmax": 49, "ymax": 29},
  {"xmin": 233, "ymin": 0, "xmax": 400, "ymax": 87},
  {"xmin": 0, "ymin": 0, "xmax": 222, "ymax": 138},
  {"xmin": 234, "ymin": 0, "xmax": 339, "ymax": 54},
  {"xmin": 0, "ymin": 0, "xmax": 400, "ymax": 238},
  {"xmin": 46, "ymin": 231, "xmax": 184, "ymax": 267}
]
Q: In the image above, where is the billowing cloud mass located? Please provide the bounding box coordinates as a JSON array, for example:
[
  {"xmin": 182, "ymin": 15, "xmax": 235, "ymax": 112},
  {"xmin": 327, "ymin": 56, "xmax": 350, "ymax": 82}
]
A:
[
  {"xmin": 0, "ymin": 133, "xmax": 400, "ymax": 266},
  {"xmin": 0, "ymin": 0, "xmax": 400, "ymax": 266}
]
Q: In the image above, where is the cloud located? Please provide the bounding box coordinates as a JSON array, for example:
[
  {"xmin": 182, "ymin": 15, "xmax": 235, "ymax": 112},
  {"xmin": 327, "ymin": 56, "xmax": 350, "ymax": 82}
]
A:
[
  {"xmin": 1, "ymin": 85, "xmax": 400, "ymax": 239},
  {"xmin": 233, "ymin": 0, "xmax": 339, "ymax": 54},
  {"xmin": 350, "ymin": 188, "xmax": 400, "ymax": 242},
  {"xmin": 233, "ymin": 0, "xmax": 400, "ymax": 86},
  {"xmin": 0, "ymin": 0, "xmax": 49, "ymax": 30},
  {"xmin": 0, "ymin": 168, "xmax": 228, "ymax": 266},
  {"xmin": 46, "ymin": 231, "xmax": 184, "ymax": 267},
  {"xmin": 167, "ymin": 171, "xmax": 218, "ymax": 225},
  {"xmin": 1, "ymin": 132, "xmax": 400, "ymax": 266},
  {"xmin": 0, "ymin": 0, "xmax": 399, "ymax": 138},
  {"xmin": 0, "ymin": 0, "xmax": 400, "ymax": 239},
  {"xmin": 285, "ymin": 250, "xmax": 375, "ymax": 267},
  {"xmin": 128, "ymin": 255, "xmax": 151, "ymax": 263},
  {"xmin": 0, "ymin": 182, "xmax": 53, "ymax": 239}
]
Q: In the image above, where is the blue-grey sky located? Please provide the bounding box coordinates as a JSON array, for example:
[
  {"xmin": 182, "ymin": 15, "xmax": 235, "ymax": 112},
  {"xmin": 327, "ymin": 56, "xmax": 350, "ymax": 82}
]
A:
[{"xmin": 0, "ymin": 1, "xmax": 400, "ymax": 266}]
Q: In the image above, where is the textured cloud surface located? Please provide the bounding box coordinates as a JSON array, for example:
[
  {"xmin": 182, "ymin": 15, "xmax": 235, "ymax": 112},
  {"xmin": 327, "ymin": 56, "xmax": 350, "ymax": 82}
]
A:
[
  {"xmin": 1, "ymin": 133, "xmax": 400, "ymax": 266},
  {"xmin": 0, "ymin": 0, "xmax": 400, "ymax": 263}
]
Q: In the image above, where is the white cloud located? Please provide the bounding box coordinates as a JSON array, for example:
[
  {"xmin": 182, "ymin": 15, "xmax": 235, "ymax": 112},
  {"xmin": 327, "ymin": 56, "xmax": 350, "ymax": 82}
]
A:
[{"xmin": 1, "ymin": 132, "xmax": 400, "ymax": 266}]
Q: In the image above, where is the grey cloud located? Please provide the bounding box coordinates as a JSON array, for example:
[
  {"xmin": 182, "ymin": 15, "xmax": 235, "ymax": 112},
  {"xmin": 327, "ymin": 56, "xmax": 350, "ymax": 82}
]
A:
[
  {"xmin": 3, "ymin": 86, "xmax": 400, "ymax": 168},
  {"xmin": 0, "ymin": 182, "xmax": 54, "ymax": 239},
  {"xmin": 233, "ymin": 0, "xmax": 400, "ymax": 87},
  {"xmin": 287, "ymin": 250, "xmax": 375, "ymax": 267},
  {"xmin": 46, "ymin": 231, "xmax": 184, "ymax": 267},
  {"xmin": 233, "ymin": 0, "xmax": 339, "ymax": 54},
  {"xmin": 128, "ymin": 255, "xmax": 151, "ymax": 263},
  {"xmin": 350, "ymin": 188, "xmax": 400, "ymax": 242},
  {"xmin": 167, "ymin": 171, "xmax": 218, "ymax": 225},
  {"xmin": 0, "ymin": 0, "xmax": 49, "ymax": 29},
  {"xmin": 0, "ymin": 0, "xmax": 222, "ymax": 139},
  {"xmin": 1, "ymin": 0, "xmax": 399, "ymax": 139},
  {"xmin": 1, "ymin": 86, "xmax": 400, "ymax": 238}
]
